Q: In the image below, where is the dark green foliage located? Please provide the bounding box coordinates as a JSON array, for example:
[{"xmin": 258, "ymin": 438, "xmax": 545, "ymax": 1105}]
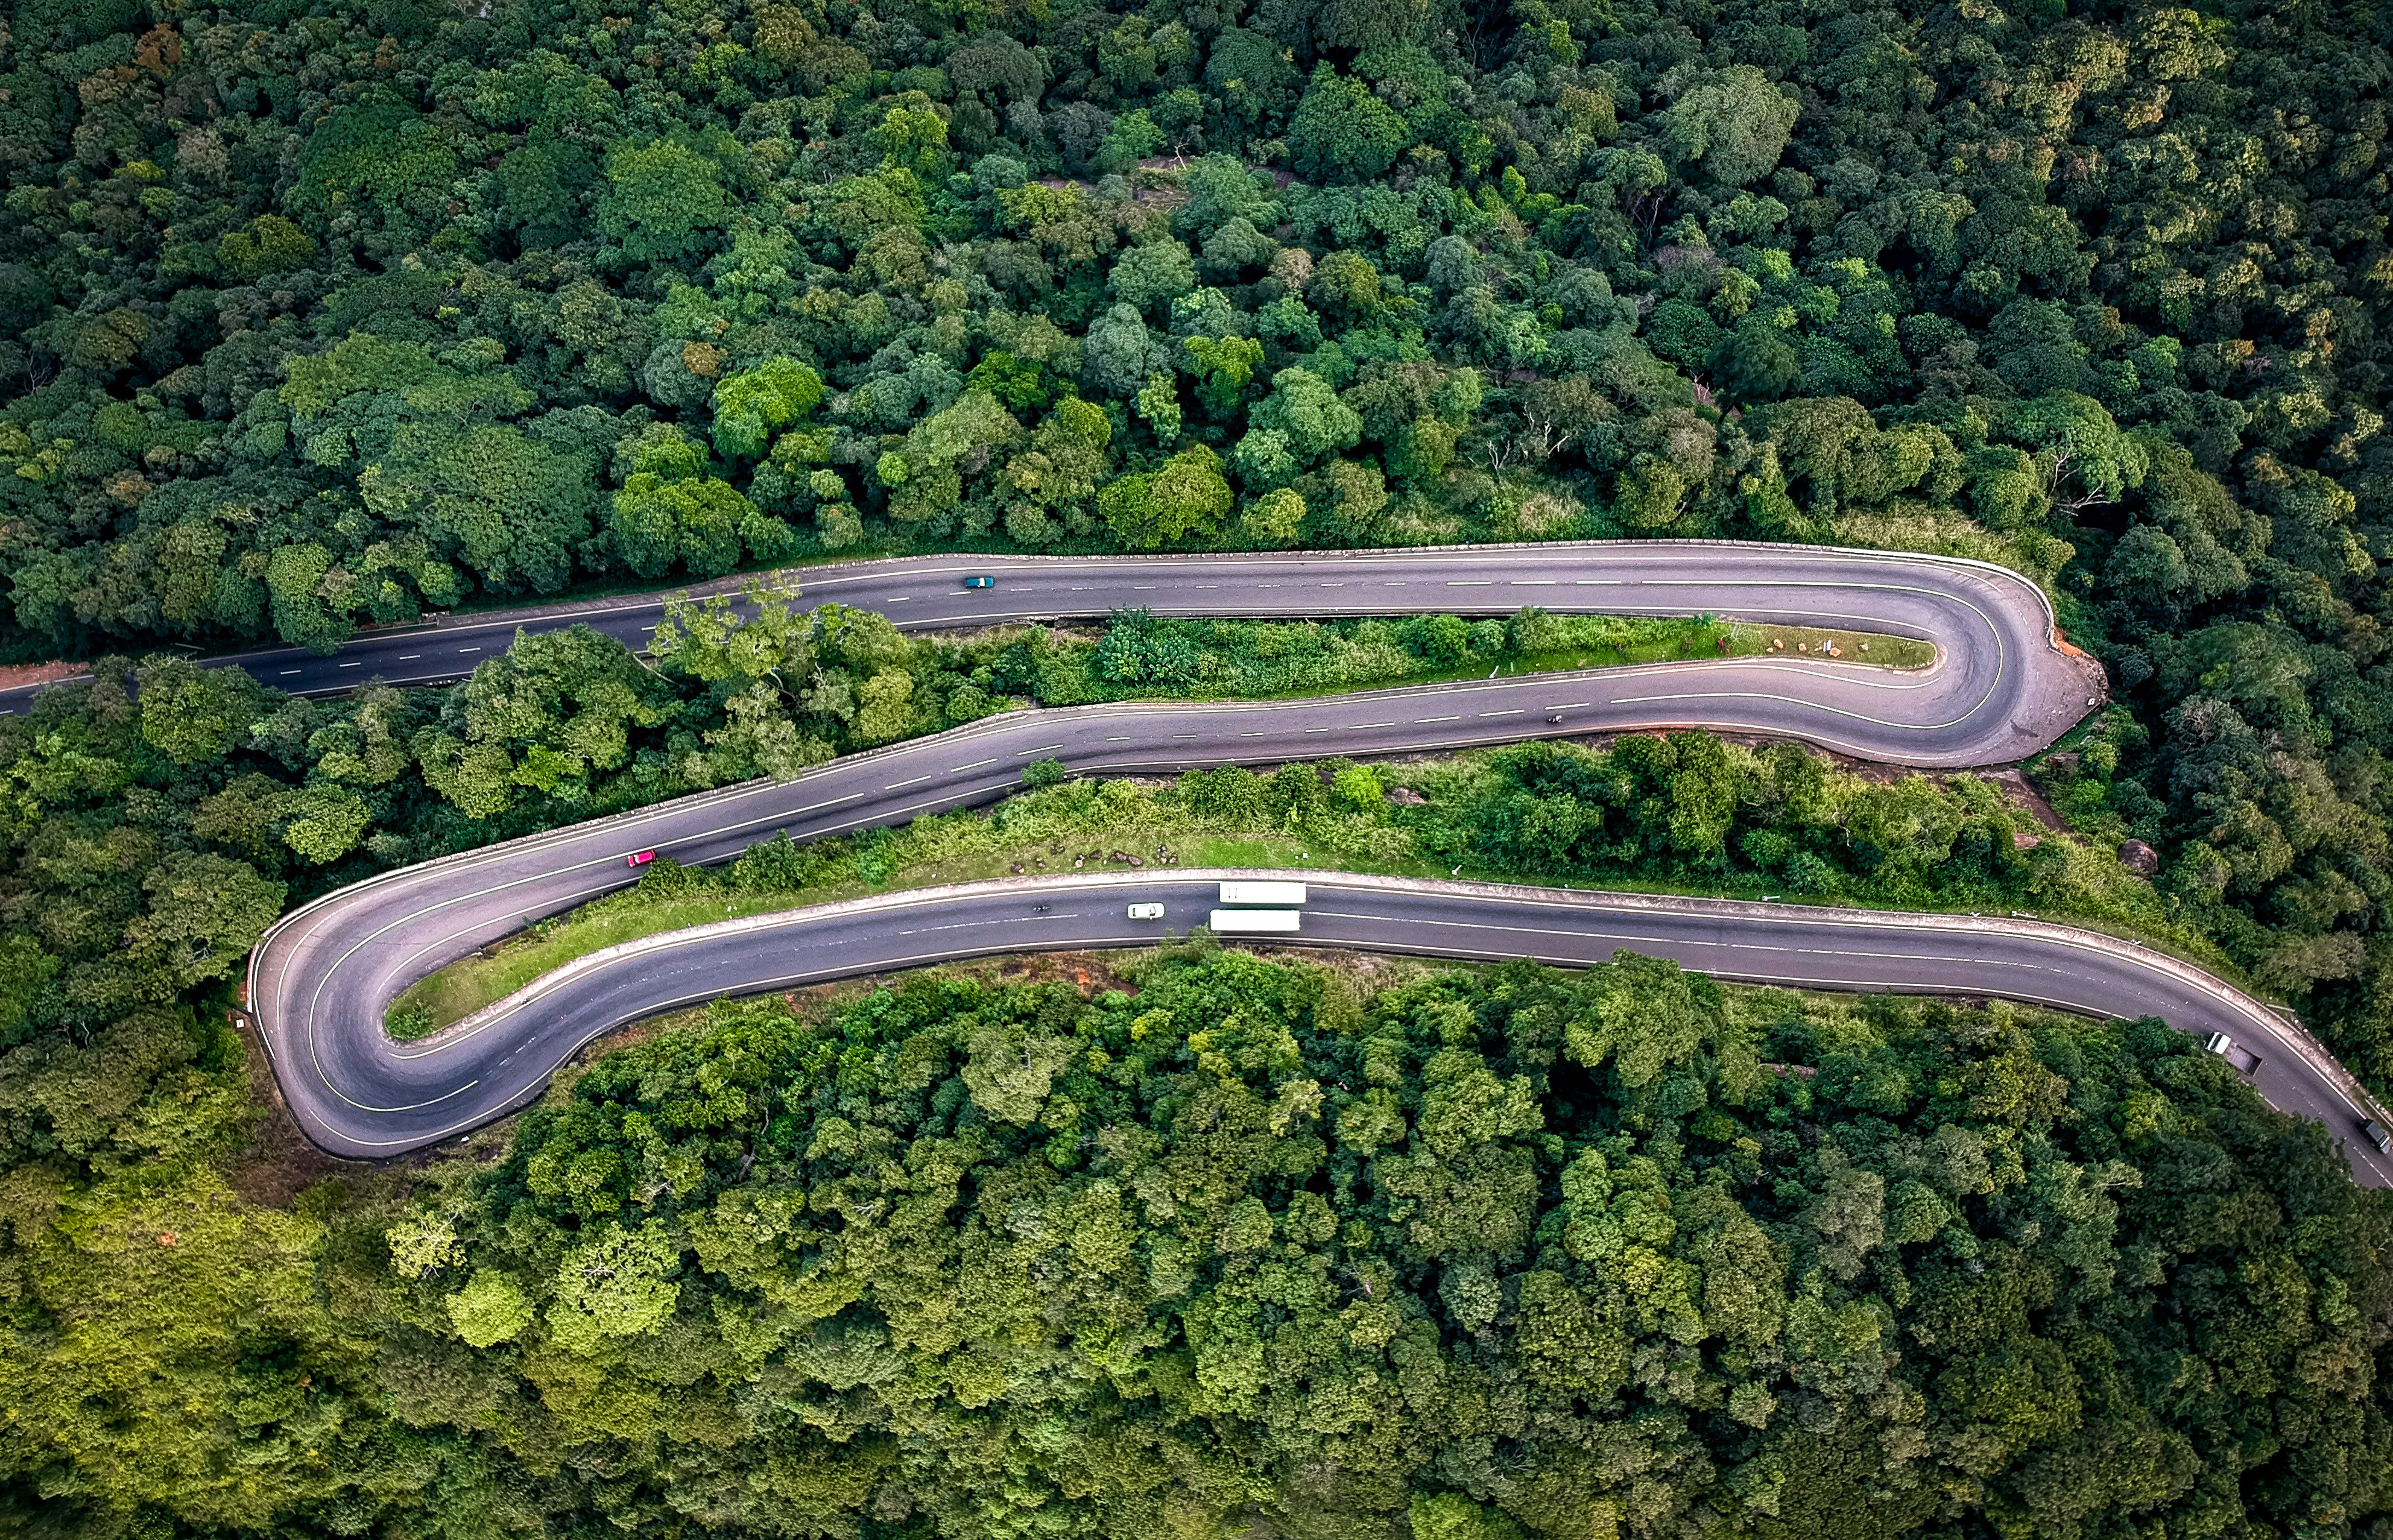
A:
[
  {"xmin": 1290, "ymin": 65, "xmax": 1413, "ymax": 184},
  {"xmin": 1409, "ymin": 735, "xmax": 2051, "ymax": 908},
  {"xmin": 6, "ymin": 0, "xmax": 2393, "ymax": 1528},
  {"xmin": 2, "ymin": 626, "xmax": 2390, "ymax": 1539},
  {"xmin": 335, "ymin": 951, "xmax": 2392, "ymax": 1540}
]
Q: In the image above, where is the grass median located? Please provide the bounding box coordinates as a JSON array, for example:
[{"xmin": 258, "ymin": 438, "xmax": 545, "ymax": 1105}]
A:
[
  {"xmin": 387, "ymin": 731, "xmax": 2213, "ymax": 1041},
  {"xmin": 1024, "ymin": 613, "xmax": 1932, "ymax": 704}
]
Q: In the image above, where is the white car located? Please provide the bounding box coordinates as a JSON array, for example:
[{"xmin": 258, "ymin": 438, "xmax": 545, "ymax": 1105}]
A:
[{"xmin": 1127, "ymin": 903, "xmax": 1166, "ymax": 920}]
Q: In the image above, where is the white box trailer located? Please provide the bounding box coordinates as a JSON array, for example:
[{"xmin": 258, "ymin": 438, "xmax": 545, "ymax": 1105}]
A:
[
  {"xmin": 1219, "ymin": 881, "xmax": 1307, "ymax": 906},
  {"xmin": 1210, "ymin": 909, "xmax": 1302, "ymax": 934}
]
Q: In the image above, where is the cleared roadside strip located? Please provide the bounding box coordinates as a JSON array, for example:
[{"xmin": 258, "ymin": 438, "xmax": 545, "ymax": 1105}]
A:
[{"xmin": 283, "ymin": 868, "xmax": 2393, "ymax": 1185}]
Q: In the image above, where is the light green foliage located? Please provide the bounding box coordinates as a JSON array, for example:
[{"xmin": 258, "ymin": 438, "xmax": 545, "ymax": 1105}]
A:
[
  {"xmin": 1291, "ymin": 65, "xmax": 1411, "ymax": 183},
  {"xmin": 2002, "ymin": 392, "xmax": 2151, "ymax": 511},
  {"xmin": 884, "ymin": 390, "xmax": 1026, "ymax": 523},
  {"xmin": 216, "ymin": 215, "xmax": 314, "ymax": 278},
  {"xmin": 387, "ymin": 1213, "xmax": 464, "ymax": 1280},
  {"xmin": 278, "ymin": 782, "xmax": 372, "ymax": 863},
  {"xmin": 1412, "ymin": 1490, "xmax": 1525, "ymax": 1540},
  {"xmin": 136, "ymin": 655, "xmax": 262, "ymax": 766},
  {"xmin": 1241, "ymin": 487, "xmax": 1307, "ymax": 544},
  {"xmin": 362, "ymin": 420, "xmax": 607, "ymax": 596},
  {"xmin": 1098, "ymin": 444, "xmax": 1233, "ymax": 549},
  {"xmin": 1660, "ymin": 65, "xmax": 1800, "ymax": 187},
  {"xmin": 1248, "ymin": 367, "xmax": 1362, "ymax": 464},
  {"xmin": 444, "ymin": 1269, "xmax": 534, "ymax": 1346},
  {"xmin": 710, "ymin": 357, "xmax": 824, "ymax": 461},
  {"xmin": 282, "ymin": 331, "xmax": 600, "ymax": 601},
  {"xmin": 1082, "ymin": 302, "xmax": 1162, "ymax": 399},
  {"xmin": 1183, "ymin": 334, "xmax": 1265, "ymax": 420},
  {"xmin": 1751, "ymin": 397, "xmax": 1961, "ymax": 520},
  {"xmin": 124, "ymin": 851, "xmax": 285, "ymax": 987},
  {"xmin": 1110, "ymin": 240, "xmax": 1197, "ymax": 314},
  {"xmin": 545, "ymin": 1221, "xmax": 681, "ymax": 1353},
  {"xmin": 872, "ymin": 94, "xmax": 950, "ymax": 178},
  {"xmin": 412, "ymin": 623, "xmax": 678, "ymax": 818},
  {"xmin": 1001, "ymin": 396, "xmax": 1113, "ymax": 543},
  {"xmin": 292, "ymin": 104, "xmax": 458, "ymax": 224},
  {"xmin": 1134, "ymin": 371, "xmax": 1184, "ymax": 442}
]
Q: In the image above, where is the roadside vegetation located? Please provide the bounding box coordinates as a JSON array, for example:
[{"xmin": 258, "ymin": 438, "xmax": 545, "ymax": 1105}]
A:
[
  {"xmin": 8, "ymin": 0, "xmax": 2393, "ymax": 1527},
  {"xmin": 389, "ymin": 733, "xmax": 2193, "ymax": 1037},
  {"xmin": 1028, "ymin": 604, "xmax": 1931, "ymax": 701},
  {"xmin": 353, "ymin": 947, "xmax": 2390, "ymax": 1540}
]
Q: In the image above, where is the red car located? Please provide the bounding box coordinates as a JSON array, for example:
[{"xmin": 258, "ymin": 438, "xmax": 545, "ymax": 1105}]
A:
[{"xmin": 626, "ymin": 850, "xmax": 657, "ymax": 868}]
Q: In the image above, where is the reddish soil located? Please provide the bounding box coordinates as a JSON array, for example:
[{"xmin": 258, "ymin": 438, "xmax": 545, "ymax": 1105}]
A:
[{"xmin": 0, "ymin": 659, "xmax": 90, "ymax": 692}]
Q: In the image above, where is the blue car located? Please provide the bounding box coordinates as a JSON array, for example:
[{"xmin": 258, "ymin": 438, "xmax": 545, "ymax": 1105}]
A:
[{"xmin": 961, "ymin": 575, "xmax": 995, "ymax": 589}]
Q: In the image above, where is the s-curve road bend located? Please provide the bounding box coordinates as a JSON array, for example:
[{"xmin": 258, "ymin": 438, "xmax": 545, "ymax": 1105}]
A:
[
  {"xmin": 254, "ymin": 869, "xmax": 2393, "ymax": 1185},
  {"xmin": 5, "ymin": 541, "xmax": 2107, "ymax": 765},
  {"xmin": 249, "ymin": 617, "xmax": 2106, "ymax": 1166}
]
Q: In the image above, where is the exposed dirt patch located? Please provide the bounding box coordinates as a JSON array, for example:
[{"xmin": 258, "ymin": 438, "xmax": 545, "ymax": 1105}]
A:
[
  {"xmin": 1979, "ymin": 768, "xmax": 2068, "ymax": 832},
  {"xmin": 780, "ymin": 976, "xmax": 893, "ymax": 1021},
  {"xmin": 0, "ymin": 658, "xmax": 90, "ymax": 692},
  {"xmin": 1253, "ymin": 947, "xmax": 1457, "ymax": 989},
  {"xmin": 987, "ymin": 950, "xmax": 1139, "ymax": 996},
  {"xmin": 223, "ymin": 1012, "xmax": 378, "ymax": 1206},
  {"xmin": 225, "ymin": 1107, "xmax": 367, "ymax": 1207}
]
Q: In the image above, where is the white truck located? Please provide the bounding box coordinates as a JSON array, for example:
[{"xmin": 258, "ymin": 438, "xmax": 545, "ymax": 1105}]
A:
[
  {"xmin": 2204, "ymin": 1032, "xmax": 2262, "ymax": 1076},
  {"xmin": 1219, "ymin": 881, "xmax": 1307, "ymax": 906},
  {"xmin": 1209, "ymin": 909, "xmax": 1302, "ymax": 933}
]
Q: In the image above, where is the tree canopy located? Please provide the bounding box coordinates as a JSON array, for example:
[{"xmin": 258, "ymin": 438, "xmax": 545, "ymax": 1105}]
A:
[{"xmin": 8, "ymin": 0, "xmax": 2393, "ymax": 1530}]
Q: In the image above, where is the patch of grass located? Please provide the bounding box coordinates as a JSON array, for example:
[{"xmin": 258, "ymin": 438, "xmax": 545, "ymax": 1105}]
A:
[
  {"xmin": 1241, "ymin": 621, "xmax": 1931, "ymax": 696},
  {"xmin": 1527, "ymin": 621, "xmax": 1930, "ymax": 675},
  {"xmin": 1043, "ymin": 614, "xmax": 1931, "ymax": 707},
  {"xmin": 388, "ymin": 732, "xmax": 2221, "ymax": 1043}
]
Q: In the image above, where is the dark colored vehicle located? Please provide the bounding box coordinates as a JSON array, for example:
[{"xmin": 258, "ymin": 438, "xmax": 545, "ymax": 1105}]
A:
[
  {"xmin": 626, "ymin": 850, "xmax": 657, "ymax": 868},
  {"xmin": 961, "ymin": 575, "xmax": 995, "ymax": 589},
  {"xmin": 2366, "ymin": 1119, "xmax": 2393, "ymax": 1156}
]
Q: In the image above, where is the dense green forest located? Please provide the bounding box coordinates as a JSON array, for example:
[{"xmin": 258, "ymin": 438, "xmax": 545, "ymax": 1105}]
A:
[
  {"xmin": 10, "ymin": 0, "xmax": 2393, "ymax": 1530},
  {"xmin": 12, "ymin": 945, "xmax": 2392, "ymax": 1539},
  {"xmin": 4, "ymin": 0, "xmax": 2393, "ymax": 1082}
]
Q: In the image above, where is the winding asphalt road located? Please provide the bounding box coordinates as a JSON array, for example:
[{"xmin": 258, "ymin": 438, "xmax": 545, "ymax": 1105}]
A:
[
  {"xmin": 6, "ymin": 542, "xmax": 2106, "ymax": 763},
  {"xmin": 257, "ymin": 869, "xmax": 2393, "ymax": 1185},
  {"xmin": 226, "ymin": 539, "xmax": 2393, "ymax": 1178}
]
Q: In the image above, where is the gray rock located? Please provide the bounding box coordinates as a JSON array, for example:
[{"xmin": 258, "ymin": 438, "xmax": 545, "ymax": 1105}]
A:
[{"xmin": 2119, "ymin": 838, "xmax": 2160, "ymax": 876}]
